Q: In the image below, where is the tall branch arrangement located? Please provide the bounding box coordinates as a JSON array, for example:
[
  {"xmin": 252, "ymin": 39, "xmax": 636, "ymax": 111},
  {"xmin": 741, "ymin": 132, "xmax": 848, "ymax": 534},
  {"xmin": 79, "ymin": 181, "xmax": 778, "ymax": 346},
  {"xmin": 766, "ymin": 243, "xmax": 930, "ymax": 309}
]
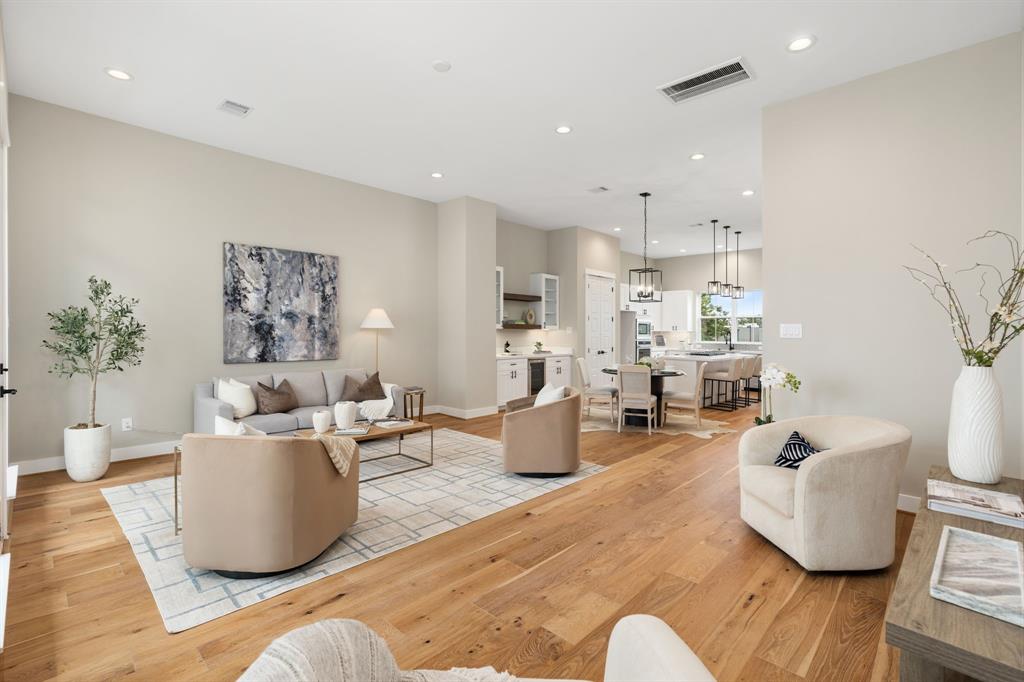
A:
[
  {"xmin": 905, "ymin": 231, "xmax": 1024, "ymax": 368},
  {"xmin": 42, "ymin": 277, "xmax": 147, "ymax": 428}
]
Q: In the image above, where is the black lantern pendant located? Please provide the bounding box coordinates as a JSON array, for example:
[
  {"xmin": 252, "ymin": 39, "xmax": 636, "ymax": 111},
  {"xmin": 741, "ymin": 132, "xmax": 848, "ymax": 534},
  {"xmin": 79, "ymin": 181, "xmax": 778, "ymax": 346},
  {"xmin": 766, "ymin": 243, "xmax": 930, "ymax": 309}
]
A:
[
  {"xmin": 732, "ymin": 230, "xmax": 745, "ymax": 299},
  {"xmin": 629, "ymin": 192, "xmax": 663, "ymax": 303},
  {"xmin": 707, "ymin": 219, "xmax": 721, "ymax": 295},
  {"xmin": 720, "ymin": 225, "xmax": 734, "ymax": 298}
]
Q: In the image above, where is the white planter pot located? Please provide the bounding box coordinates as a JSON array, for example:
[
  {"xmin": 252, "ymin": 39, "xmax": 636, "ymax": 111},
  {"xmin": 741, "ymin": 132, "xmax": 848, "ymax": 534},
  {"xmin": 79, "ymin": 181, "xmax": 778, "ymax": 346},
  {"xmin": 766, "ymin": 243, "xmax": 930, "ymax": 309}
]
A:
[
  {"xmin": 335, "ymin": 402, "xmax": 357, "ymax": 429},
  {"xmin": 948, "ymin": 366, "xmax": 1003, "ymax": 484},
  {"xmin": 312, "ymin": 410, "xmax": 333, "ymax": 434},
  {"xmin": 64, "ymin": 423, "xmax": 111, "ymax": 482}
]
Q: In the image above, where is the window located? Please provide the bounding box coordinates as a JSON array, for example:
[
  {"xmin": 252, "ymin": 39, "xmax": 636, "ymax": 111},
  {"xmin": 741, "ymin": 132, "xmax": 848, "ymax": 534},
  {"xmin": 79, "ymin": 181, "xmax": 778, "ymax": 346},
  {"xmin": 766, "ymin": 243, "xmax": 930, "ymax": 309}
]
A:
[{"xmin": 700, "ymin": 290, "xmax": 763, "ymax": 343}]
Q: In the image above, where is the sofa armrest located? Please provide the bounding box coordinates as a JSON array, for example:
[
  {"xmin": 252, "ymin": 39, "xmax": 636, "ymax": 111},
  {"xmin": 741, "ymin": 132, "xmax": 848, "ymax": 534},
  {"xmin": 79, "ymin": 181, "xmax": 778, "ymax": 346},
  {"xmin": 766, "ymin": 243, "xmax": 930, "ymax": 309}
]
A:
[
  {"xmin": 193, "ymin": 383, "xmax": 233, "ymax": 434},
  {"xmin": 389, "ymin": 385, "xmax": 406, "ymax": 418},
  {"xmin": 738, "ymin": 420, "xmax": 793, "ymax": 467},
  {"xmin": 604, "ymin": 614, "xmax": 715, "ymax": 682}
]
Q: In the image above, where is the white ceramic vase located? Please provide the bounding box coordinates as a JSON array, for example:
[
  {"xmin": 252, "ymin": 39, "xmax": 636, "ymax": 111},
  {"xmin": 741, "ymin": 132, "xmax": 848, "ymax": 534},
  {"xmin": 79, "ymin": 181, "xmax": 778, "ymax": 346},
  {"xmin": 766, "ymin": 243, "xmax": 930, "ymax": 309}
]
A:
[
  {"xmin": 64, "ymin": 423, "xmax": 111, "ymax": 482},
  {"xmin": 335, "ymin": 401, "xmax": 357, "ymax": 429},
  {"xmin": 947, "ymin": 366, "xmax": 1003, "ymax": 484},
  {"xmin": 312, "ymin": 410, "xmax": 333, "ymax": 434}
]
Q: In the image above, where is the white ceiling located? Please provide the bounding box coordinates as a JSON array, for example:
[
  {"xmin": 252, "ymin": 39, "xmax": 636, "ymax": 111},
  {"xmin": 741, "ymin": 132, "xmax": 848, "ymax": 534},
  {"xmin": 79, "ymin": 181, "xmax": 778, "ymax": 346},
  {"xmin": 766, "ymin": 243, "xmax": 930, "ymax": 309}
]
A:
[{"xmin": 3, "ymin": 1, "xmax": 1021, "ymax": 257}]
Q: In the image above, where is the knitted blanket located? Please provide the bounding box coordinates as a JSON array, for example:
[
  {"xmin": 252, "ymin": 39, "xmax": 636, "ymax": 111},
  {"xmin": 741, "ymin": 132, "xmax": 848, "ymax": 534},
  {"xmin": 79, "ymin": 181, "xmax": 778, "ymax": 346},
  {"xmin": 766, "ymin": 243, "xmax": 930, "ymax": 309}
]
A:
[
  {"xmin": 239, "ymin": 619, "xmax": 516, "ymax": 682},
  {"xmin": 310, "ymin": 434, "xmax": 358, "ymax": 477}
]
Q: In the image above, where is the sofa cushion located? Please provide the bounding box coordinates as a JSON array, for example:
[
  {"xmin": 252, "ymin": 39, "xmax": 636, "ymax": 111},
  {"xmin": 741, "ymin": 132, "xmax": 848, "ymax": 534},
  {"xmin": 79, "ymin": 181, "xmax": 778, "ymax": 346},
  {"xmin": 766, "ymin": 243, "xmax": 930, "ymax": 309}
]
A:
[
  {"xmin": 324, "ymin": 369, "xmax": 369, "ymax": 405},
  {"xmin": 239, "ymin": 412, "xmax": 299, "ymax": 434},
  {"xmin": 341, "ymin": 372, "xmax": 387, "ymax": 402},
  {"xmin": 535, "ymin": 383, "xmax": 565, "ymax": 407},
  {"xmin": 740, "ymin": 465, "xmax": 797, "ymax": 517},
  {"xmin": 216, "ymin": 378, "xmax": 257, "ymax": 419},
  {"xmin": 255, "ymin": 380, "xmax": 300, "ymax": 414},
  {"xmin": 289, "ymin": 406, "xmax": 333, "ymax": 430},
  {"xmin": 774, "ymin": 431, "xmax": 820, "ymax": 469},
  {"xmin": 273, "ymin": 372, "xmax": 328, "ymax": 407},
  {"xmin": 214, "ymin": 415, "xmax": 266, "ymax": 436},
  {"xmin": 213, "ymin": 374, "xmax": 272, "ymax": 399}
]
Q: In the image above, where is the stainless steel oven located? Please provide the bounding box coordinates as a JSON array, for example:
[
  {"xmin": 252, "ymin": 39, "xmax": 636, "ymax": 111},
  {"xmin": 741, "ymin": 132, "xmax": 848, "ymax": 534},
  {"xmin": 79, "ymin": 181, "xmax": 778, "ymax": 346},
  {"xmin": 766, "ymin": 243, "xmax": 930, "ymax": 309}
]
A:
[{"xmin": 636, "ymin": 341, "xmax": 651, "ymax": 361}]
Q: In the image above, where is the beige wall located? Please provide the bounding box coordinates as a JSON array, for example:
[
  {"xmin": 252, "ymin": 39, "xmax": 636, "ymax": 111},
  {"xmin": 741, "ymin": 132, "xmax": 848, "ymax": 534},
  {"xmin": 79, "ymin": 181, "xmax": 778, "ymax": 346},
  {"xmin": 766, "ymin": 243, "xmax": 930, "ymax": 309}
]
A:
[
  {"xmin": 10, "ymin": 96, "xmax": 440, "ymax": 462},
  {"xmin": 763, "ymin": 33, "xmax": 1023, "ymax": 497},
  {"xmin": 657, "ymin": 249, "xmax": 762, "ymax": 294}
]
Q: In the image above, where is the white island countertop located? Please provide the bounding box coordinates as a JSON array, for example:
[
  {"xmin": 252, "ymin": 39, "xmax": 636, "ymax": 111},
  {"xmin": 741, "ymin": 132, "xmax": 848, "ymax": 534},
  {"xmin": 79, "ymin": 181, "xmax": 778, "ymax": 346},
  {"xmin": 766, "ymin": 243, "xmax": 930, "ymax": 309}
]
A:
[{"xmin": 496, "ymin": 351, "xmax": 573, "ymax": 360}]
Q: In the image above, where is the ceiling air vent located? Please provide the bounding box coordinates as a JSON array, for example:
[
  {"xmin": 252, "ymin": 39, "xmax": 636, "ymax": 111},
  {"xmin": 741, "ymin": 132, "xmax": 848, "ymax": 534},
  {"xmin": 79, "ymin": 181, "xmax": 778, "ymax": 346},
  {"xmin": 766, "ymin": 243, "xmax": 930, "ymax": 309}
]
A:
[
  {"xmin": 657, "ymin": 58, "xmax": 752, "ymax": 104},
  {"xmin": 587, "ymin": 186, "xmax": 610, "ymax": 194},
  {"xmin": 217, "ymin": 100, "xmax": 253, "ymax": 117}
]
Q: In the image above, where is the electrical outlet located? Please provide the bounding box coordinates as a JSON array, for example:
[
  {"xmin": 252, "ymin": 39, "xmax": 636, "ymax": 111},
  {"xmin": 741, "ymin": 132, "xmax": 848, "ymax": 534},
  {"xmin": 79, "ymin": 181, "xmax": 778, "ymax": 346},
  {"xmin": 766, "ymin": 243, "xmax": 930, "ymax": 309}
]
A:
[{"xmin": 121, "ymin": 417, "xmax": 133, "ymax": 432}]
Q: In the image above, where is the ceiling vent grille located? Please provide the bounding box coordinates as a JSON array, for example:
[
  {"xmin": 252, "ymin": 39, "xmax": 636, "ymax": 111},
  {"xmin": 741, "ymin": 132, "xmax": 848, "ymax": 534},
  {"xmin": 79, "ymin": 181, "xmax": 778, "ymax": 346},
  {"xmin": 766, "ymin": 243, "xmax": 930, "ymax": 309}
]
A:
[
  {"xmin": 218, "ymin": 100, "xmax": 253, "ymax": 117},
  {"xmin": 657, "ymin": 58, "xmax": 752, "ymax": 104},
  {"xmin": 587, "ymin": 186, "xmax": 610, "ymax": 194}
]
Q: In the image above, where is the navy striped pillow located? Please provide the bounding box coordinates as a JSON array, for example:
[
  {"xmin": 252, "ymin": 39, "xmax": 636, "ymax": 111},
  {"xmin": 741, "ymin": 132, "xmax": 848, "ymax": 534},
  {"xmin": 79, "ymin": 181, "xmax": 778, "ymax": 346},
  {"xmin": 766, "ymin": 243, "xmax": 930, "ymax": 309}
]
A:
[{"xmin": 774, "ymin": 431, "xmax": 819, "ymax": 469}]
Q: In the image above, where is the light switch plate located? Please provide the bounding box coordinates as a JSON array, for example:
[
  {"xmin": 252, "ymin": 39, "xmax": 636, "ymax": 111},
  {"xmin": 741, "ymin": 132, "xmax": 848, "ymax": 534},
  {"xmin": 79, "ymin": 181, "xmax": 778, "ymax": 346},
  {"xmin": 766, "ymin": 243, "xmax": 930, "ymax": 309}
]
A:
[{"xmin": 779, "ymin": 323, "xmax": 803, "ymax": 339}]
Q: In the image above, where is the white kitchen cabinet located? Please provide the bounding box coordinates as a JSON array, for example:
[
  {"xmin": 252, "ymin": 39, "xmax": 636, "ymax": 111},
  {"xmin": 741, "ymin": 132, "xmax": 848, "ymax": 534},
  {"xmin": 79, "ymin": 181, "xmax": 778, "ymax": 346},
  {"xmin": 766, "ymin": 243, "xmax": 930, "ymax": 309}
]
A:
[
  {"xmin": 497, "ymin": 358, "xmax": 528, "ymax": 407},
  {"xmin": 637, "ymin": 301, "xmax": 661, "ymax": 331},
  {"xmin": 529, "ymin": 273, "xmax": 559, "ymax": 329},
  {"xmin": 495, "ymin": 266, "xmax": 504, "ymax": 329},
  {"xmin": 659, "ymin": 290, "xmax": 695, "ymax": 332},
  {"xmin": 544, "ymin": 356, "xmax": 571, "ymax": 389}
]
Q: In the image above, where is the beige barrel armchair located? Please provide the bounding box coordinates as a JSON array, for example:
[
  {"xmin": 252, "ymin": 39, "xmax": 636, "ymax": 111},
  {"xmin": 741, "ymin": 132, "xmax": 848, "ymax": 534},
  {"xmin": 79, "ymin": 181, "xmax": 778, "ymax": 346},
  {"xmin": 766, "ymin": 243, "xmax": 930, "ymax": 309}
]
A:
[
  {"xmin": 738, "ymin": 415, "xmax": 911, "ymax": 571},
  {"xmin": 502, "ymin": 387, "xmax": 582, "ymax": 475},
  {"xmin": 182, "ymin": 434, "xmax": 360, "ymax": 577}
]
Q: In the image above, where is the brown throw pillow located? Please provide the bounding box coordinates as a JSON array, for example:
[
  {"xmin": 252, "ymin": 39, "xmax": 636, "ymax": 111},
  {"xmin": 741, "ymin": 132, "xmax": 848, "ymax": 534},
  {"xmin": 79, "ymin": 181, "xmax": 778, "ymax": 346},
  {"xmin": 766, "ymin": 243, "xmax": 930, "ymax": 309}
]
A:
[
  {"xmin": 341, "ymin": 372, "xmax": 387, "ymax": 402},
  {"xmin": 255, "ymin": 379, "xmax": 299, "ymax": 414}
]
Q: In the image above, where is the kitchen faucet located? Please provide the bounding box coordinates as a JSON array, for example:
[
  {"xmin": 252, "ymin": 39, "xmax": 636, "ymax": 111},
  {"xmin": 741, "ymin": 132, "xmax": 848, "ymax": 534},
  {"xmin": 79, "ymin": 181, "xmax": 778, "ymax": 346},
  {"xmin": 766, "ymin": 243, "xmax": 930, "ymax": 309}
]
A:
[{"xmin": 723, "ymin": 329, "xmax": 735, "ymax": 351}]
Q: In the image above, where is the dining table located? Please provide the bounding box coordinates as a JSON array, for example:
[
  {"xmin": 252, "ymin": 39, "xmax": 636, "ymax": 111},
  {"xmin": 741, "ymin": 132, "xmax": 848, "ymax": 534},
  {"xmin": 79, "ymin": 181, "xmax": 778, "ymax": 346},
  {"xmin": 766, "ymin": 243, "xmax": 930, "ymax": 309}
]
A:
[{"xmin": 601, "ymin": 366, "xmax": 686, "ymax": 427}]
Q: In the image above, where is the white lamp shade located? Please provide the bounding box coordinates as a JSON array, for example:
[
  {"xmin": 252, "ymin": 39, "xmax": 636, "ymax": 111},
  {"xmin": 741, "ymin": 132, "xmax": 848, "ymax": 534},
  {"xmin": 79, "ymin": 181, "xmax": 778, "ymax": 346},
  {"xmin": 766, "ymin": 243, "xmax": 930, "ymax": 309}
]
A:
[{"xmin": 360, "ymin": 308, "xmax": 394, "ymax": 330}]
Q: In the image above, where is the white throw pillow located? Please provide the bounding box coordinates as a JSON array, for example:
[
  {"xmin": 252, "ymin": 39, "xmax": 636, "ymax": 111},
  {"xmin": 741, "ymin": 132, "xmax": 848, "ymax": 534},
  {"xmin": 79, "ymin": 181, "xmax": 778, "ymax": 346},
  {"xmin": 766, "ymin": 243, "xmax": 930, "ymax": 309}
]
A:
[
  {"xmin": 214, "ymin": 415, "xmax": 266, "ymax": 437},
  {"xmin": 216, "ymin": 378, "xmax": 257, "ymax": 419},
  {"xmin": 534, "ymin": 383, "xmax": 565, "ymax": 407}
]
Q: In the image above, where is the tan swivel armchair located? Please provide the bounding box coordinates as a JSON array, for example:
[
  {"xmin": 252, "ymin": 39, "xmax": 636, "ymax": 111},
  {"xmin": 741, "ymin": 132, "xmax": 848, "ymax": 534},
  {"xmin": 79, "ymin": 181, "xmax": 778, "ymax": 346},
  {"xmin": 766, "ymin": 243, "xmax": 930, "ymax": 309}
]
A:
[
  {"xmin": 182, "ymin": 434, "xmax": 360, "ymax": 577},
  {"xmin": 502, "ymin": 387, "xmax": 582, "ymax": 475}
]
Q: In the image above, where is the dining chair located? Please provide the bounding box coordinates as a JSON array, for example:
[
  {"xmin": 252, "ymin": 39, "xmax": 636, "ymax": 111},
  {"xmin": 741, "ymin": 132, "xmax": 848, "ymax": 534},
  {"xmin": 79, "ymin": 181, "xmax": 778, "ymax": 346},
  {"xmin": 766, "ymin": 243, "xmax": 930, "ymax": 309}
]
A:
[
  {"xmin": 662, "ymin": 361, "xmax": 707, "ymax": 428},
  {"xmin": 576, "ymin": 357, "xmax": 618, "ymax": 422},
  {"xmin": 703, "ymin": 357, "xmax": 742, "ymax": 411},
  {"xmin": 616, "ymin": 364, "xmax": 657, "ymax": 435}
]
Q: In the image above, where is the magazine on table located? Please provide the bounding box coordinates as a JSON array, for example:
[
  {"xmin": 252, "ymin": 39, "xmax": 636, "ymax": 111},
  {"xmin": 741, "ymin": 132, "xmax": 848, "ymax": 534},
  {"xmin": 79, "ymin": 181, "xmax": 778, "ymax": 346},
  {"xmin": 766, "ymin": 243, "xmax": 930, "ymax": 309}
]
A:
[
  {"xmin": 927, "ymin": 479, "xmax": 1024, "ymax": 529},
  {"xmin": 334, "ymin": 425, "xmax": 370, "ymax": 436},
  {"xmin": 372, "ymin": 419, "xmax": 413, "ymax": 429}
]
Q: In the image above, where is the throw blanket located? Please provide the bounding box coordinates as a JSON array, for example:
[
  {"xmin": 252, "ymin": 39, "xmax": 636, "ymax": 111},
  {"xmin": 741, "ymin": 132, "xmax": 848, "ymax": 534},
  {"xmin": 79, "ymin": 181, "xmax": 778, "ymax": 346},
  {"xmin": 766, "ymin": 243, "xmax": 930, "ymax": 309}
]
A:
[
  {"xmin": 310, "ymin": 434, "xmax": 358, "ymax": 477},
  {"xmin": 239, "ymin": 619, "xmax": 516, "ymax": 682},
  {"xmin": 360, "ymin": 382, "xmax": 398, "ymax": 421}
]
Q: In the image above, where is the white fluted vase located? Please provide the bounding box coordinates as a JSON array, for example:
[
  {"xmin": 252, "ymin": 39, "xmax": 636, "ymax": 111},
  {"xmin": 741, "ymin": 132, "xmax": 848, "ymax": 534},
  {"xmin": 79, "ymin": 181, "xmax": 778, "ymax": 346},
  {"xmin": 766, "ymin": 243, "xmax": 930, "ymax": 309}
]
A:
[{"xmin": 947, "ymin": 366, "xmax": 1003, "ymax": 484}]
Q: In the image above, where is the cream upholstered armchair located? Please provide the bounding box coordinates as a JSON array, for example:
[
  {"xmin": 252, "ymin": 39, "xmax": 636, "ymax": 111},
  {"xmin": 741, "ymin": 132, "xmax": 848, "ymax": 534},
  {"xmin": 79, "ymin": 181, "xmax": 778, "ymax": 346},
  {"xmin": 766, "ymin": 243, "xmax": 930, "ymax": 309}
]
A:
[
  {"xmin": 502, "ymin": 387, "xmax": 582, "ymax": 475},
  {"xmin": 738, "ymin": 415, "xmax": 911, "ymax": 571}
]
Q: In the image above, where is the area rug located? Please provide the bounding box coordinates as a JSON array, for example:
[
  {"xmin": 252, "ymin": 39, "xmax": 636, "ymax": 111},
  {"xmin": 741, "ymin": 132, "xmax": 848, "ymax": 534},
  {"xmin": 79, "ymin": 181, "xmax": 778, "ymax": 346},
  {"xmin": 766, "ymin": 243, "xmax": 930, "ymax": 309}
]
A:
[
  {"xmin": 580, "ymin": 407, "xmax": 735, "ymax": 438},
  {"xmin": 101, "ymin": 428, "xmax": 604, "ymax": 633}
]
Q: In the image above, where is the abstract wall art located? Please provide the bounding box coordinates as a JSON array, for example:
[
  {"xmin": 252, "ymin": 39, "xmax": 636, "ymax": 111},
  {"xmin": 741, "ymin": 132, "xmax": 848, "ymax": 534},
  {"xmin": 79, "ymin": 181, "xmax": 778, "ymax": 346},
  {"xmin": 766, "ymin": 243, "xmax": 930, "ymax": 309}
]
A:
[{"xmin": 223, "ymin": 242, "xmax": 339, "ymax": 363}]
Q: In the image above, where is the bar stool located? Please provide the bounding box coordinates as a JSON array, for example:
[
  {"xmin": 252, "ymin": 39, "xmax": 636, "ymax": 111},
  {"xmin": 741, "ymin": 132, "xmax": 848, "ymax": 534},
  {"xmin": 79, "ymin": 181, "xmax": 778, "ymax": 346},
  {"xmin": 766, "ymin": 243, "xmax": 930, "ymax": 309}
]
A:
[
  {"xmin": 703, "ymin": 357, "xmax": 742, "ymax": 411},
  {"xmin": 747, "ymin": 355, "xmax": 763, "ymax": 404},
  {"xmin": 737, "ymin": 356, "xmax": 756, "ymax": 407}
]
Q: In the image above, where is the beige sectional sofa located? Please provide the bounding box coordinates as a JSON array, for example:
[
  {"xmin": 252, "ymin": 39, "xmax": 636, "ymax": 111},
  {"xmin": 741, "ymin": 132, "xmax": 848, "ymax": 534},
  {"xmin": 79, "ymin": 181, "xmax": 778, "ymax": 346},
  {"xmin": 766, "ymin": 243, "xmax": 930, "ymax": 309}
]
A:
[{"xmin": 194, "ymin": 368, "xmax": 405, "ymax": 434}]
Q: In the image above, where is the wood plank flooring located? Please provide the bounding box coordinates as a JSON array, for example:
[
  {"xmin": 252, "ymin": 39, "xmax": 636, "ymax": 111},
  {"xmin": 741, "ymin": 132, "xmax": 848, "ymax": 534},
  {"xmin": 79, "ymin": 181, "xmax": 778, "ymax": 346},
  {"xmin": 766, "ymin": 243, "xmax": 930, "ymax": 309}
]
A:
[{"xmin": 0, "ymin": 406, "xmax": 912, "ymax": 681}]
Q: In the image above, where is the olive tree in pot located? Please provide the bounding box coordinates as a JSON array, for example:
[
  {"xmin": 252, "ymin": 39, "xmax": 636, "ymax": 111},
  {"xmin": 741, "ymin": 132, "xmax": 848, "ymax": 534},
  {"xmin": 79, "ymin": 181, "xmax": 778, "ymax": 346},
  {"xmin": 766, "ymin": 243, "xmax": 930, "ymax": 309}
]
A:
[{"xmin": 42, "ymin": 277, "xmax": 146, "ymax": 482}]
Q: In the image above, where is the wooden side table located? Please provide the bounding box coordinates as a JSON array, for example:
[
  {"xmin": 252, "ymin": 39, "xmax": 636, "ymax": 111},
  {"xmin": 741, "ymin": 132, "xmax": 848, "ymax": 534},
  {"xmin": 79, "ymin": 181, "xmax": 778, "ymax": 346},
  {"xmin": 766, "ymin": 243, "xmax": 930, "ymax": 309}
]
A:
[{"xmin": 404, "ymin": 387, "xmax": 425, "ymax": 421}]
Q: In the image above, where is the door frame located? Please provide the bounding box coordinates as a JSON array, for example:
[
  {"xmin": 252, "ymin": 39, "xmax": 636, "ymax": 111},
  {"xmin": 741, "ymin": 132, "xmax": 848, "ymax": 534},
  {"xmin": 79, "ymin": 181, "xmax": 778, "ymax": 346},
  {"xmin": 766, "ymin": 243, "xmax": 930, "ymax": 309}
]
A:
[{"xmin": 584, "ymin": 269, "xmax": 617, "ymax": 387}]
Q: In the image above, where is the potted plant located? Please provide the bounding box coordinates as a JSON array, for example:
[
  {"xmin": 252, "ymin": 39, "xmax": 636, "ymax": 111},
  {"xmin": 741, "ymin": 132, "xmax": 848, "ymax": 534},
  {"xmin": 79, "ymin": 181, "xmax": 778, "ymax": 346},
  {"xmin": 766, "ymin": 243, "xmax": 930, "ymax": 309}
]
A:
[
  {"xmin": 755, "ymin": 363, "xmax": 800, "ymax": 426},
  {"xmin": 42, "ymin": 277, "xmax": 146, "ymax": 482},
  {"xmin": 906, "ymin": 230, "xmax": 1023, "ymax": 483}
]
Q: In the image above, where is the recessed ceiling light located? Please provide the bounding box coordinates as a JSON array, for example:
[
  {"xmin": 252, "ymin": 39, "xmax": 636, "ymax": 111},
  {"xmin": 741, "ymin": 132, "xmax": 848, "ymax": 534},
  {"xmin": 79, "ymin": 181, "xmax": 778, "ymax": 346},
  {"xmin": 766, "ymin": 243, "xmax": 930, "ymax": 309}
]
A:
[
  {"xmin": 652, "ymin": 240, "xmax": 659, "ymax": 244},
  {"xmin": 690, "ymin": 152, "xmax": 705, "ymax": 160},
  {"xmin": 787, "ymin": 35, "xmax": 816, "ymax": 52},
  {"xmin": 430, "ymin": 172, "xmax": 444, "ymax": 179},
  {"xmin": 104, "ymin": 67, "xmax": 133, "ymax": 81},
  {"xmin": 432, "ymin": 60, "xmax": 452, "ymax": 73},
  {"xmin": 613, "ymin": 227, "xmax": 622, "ymax": 232},
  {"xmin": 742, "ymin": 190, "xmax": 755, "ymax": 196},
  {"xmin": 555, "ymin": 125, "xmax": 572, "ymax": 134},
  {"xmin": 679, "ymin": 249, "xmax": 687, "ymax": 253}
]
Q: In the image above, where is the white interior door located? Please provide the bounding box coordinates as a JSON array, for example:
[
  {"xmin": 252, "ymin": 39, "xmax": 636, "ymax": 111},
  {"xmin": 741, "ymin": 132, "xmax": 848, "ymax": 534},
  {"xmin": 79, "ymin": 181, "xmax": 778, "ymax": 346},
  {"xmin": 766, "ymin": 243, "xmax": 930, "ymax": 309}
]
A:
[{"xmin": 585, "ymin": 274, "xmax": 615, "ymax": 387}]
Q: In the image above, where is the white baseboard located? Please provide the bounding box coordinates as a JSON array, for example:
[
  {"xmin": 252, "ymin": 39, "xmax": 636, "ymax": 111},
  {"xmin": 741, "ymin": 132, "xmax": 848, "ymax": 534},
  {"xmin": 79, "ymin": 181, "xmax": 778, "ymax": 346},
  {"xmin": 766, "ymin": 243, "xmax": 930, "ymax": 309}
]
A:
[
  {"xmin": 15, "ymin": 439, "xmax": 181, "ymax": 476},
  {"xmin": 897, "ymin": 493, "xmax": 921, "ymax": 513},
  {"xmin": 433, "ymin": 405, "xmax": 498, "ymax": 420}
]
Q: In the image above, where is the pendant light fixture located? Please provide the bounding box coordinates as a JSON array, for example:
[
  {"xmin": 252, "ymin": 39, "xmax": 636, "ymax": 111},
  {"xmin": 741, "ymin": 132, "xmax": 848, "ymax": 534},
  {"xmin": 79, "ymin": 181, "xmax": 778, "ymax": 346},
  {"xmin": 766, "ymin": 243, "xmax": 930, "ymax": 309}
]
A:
[
  {"xmin": 720, "ymin": 225, "xmax": 733, "ymax": 297},
  {"xmin": 707, "ymin": 219, "xmax": 721, "ymax": 295},
  {"xmin": 732, "ymin": 231, "xmax": 745, "ymax": 299},
  {"xmin": 629, "ymin": 192, "xmax": 663, "ymax": 303}
]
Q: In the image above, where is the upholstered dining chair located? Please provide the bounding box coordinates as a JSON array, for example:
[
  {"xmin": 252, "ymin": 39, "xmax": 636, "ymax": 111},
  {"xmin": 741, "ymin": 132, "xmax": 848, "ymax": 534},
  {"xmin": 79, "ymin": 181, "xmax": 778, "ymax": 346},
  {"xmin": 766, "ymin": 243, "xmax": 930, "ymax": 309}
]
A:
[
  {"xmin": 662, "ymin": 360, "xmax": 707, "ymax": 428},
  {"xmin": 704, "ymin": 357, "xmax": 742, "ymax": 411},
  {"xmin": 616, "ymin": 365, "xmax": 657, "ymax": 435},
  {"xmin": 576, "ymin": 357, "xmax": 618, "ymax": 422}
]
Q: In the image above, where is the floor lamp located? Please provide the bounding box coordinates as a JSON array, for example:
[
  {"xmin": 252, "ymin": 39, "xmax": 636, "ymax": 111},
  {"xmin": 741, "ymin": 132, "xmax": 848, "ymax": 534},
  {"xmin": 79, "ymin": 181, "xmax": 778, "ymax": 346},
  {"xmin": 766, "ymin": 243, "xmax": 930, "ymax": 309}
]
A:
[{"xmin": 361, "ymin": 308, "xmax": 394, "ymax": 373}]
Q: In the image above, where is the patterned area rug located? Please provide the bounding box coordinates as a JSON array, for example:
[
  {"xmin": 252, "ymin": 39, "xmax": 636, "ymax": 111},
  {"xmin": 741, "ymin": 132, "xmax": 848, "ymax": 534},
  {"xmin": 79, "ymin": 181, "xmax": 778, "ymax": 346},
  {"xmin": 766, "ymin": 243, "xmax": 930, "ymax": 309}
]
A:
[
  {"xmin": 580, "ymin": 406, "xmax": 735, "ymax": 438},
  {"xmin": 101, "ymin": 428, "xmax": 603, "ymax": 633}
]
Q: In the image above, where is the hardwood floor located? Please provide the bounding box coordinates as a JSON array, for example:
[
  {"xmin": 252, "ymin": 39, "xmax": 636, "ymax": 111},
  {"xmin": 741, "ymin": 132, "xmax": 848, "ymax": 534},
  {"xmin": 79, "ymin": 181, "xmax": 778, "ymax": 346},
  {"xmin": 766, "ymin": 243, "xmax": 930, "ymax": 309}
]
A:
[{"xmin": 0, "ymin": 406, "xmax": 912, "ymax": 681}]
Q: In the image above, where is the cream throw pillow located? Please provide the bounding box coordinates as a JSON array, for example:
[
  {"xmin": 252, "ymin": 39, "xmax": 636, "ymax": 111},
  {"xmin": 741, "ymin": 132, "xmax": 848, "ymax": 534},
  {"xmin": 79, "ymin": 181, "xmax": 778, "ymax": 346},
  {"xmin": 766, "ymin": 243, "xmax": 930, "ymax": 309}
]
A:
[
  {"xmin": 534, "ymin": 383, "xmax": 565, "ymax": 407},
  {"xmin": 217, "ymin": 378, "xmax": 257, "ymax": 419},
  {"xmin": 214, "ymin": 415, "xmax": 266, "ymax": 436}
]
